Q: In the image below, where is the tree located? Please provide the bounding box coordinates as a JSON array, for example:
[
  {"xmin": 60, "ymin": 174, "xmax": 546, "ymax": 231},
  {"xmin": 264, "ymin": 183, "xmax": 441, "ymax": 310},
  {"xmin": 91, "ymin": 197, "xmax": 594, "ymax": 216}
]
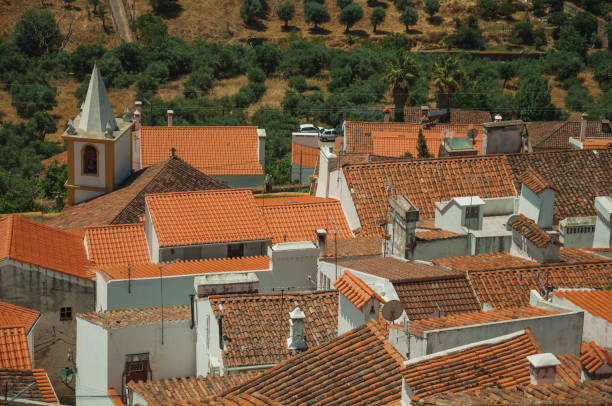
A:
[
  {"xmin": 401, "ymin": 151, "xmax": 414, "ymax": 158},
  {"xmin": 511, "ymin": 20, "xmax": 535, "ymax": 45},
  {"xmin": 370, "ymin": 7, "xmax": 386, "ymax": 32},
  {"xmin": 12, "ymin": 83, "xmax": 57, "ymax": 118},
  {"xmin": 26, "ymin": 112, "xmax": 57, "ymax": 141},
  {"xmin": 532, "ymin": 0, "xmax": 546, "ymax": 17},
  {"xmin": 431, "ymin": 56, "xmax": 465, "ymax": 112},
  {"xmin": 400, "ymin": 7, "xmax": 418, "ymax": 32},
  {"xmin": 149, "ymin": 0, "xmax": 179, "ymax": 15},
  {"xmin": 499, "ymin": 0, "xmax": 515, "ymax": 19},
  {"xmin": 133, "ymin": 11, "xmax": 167, "ymax": 44},
  {"xmin": 425, "ymin": 0, "xmax": 440, "ymax": 21},
  {"xmin": 241, "ymin": 0, "xmax": 263, "ymax": 25},
  {"xmin": 63, "ymin": 0, "xmax": 76, "ymax": 8},
  {"xmin": 336, "ymin": 0, "xmax": 352, "ymax": 9},
  {"xmin": 13, "ymin": 8, "xmax": 63, "ymax": 57},
  {"xmin": 339, "ymin": 3, "xmax": 363, "ymax": 33},
  {"xmin": 416, "ymin": 129, "xmax": 432, "ymax": 158},
  {"xmin": 447, "ymin": 16, "xmax": 485, "ymax": 49},
  {"xmin": 39, "ymin": 161, "xmax": 67, "ymax": 199},
  {"xmin": 478, "ymin": 0, "xmax": 498, "ymax": 20},
  {"xmin": 395, "ymin": 0, "xmax": 413, "ymax": 11},
  {"xmin": 383, "ymin": 51, "xmax": 419, "ymax": 120},
  {"xmin": 255, "ymin": 44, "xmax": 281, "ymax": 74},
  {"xmin": 555, "ymin": 25, "xmax": 590, "ymax": 57},
  {"xmin": 305, "ymin": 1, "xmax": 330, "ymax": 29},
  {"xmin": 515, "ymin": 75, "xmax": 560, "ymax": 121},
  {"xmin": 275, "ymin": 2, "xmax": 295, "ymax": 30},
  {"xmin": 499, "ymin": 62, "xmax": 517, "ymax": 88}
]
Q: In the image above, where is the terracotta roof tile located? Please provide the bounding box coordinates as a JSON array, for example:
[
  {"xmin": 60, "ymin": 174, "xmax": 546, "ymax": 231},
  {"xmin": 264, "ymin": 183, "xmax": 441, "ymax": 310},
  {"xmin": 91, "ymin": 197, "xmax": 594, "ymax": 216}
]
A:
[
  {"xmin": 529, "ymin": 120, "xmax": 612, "ymax": 150},
  {"xmin": 519, "ymin": 167, "xmax": 557, "ymax": 194},
  {"xmin": 86, "ymin": 223, "xmax": 150, "ymax": 266},
  {"xmin": 371, "ymin": 128, "xmax": 481, "ymax": 158},
  {"xmin": 335, "ymin": 256, "xmax": 462, "ymax": 282},
  {"xmin": 0, "ymin": 215, "xmax": 91, "ymax": 280},
  {"xmin": 415, "ymin": 229, "xmax": 463, "ymax": 241},
  {"xmin": 140, "ymin": 126, "xmax": 263, "ymax": 175},
  {"xmin": 581, "ymin": 138, "xmax": 612, "ymax": 149},
  {"xmin": 175, "ymin": 392, "xmax": 283, "ymax": 406},
  {"xmin": 108, "ymin": 388, "xmax": 122, "ymax": 406},
  {"xmin": 403, "ymin": 108, "xmax": 492, "ymax": 124},
  {"xmin": 408, "ymin": 306, "xmax": 558, "ymax": 337},
  {"xmin": 0, "ymin": 302, "xmax": 40, "ymax": 333},
  {"xmin": 580, "ymin": 341, "xmax": 612, "ymax": 375},
  {"xmin": 225, "ymin": 321, "xmax": 404, "ymax": 406},
  {"xmin": 468, "ymin": 262, "xmax": 612, "ymax": 309},
  {"xmin": 127, "ymin": 372, "xmax": 260, "ymax": 404},
  {"xmin": 0, "ymin": 327, "xmax": 31, "ymax": 370},
  {"xmin": 343, "ymin": 155, "xmax": 516, "ymax": 234},
  {"xmin": 95, "ymin": 256, "xmax": 270, "ymax": 280},
  {"xmin": 403, "ymin": 329, "xmax": 542, "ymax": 401},
  {"xmin": 418, "ymin": 378, "xmax": 612, "ymax": 405},
  {"xmin": 554, "ymin": 353, "xmax": 583, "ymax": 384},
  {"xmin": 261, "ymin": 197, "xmax": 352, "ymax": 244},
  {"xmin": 344, "ymin": 121, "xmax": 483, "ymax": 154},
  {"xmin": 334, "ymin": 270, "xmax": 385, "ymax": 308},
  {"xmin": 434, "ymin": 252, "xmax": 538, "ymax": 271},
  {"xmin": 0, "ymin": 369, "xmax": 58, "ymax": 404},
  {"xmin": 256, "ymin": 196, "xmax": 334, "ymax": 206},
  {"xmin": 78, "ymin": 305, "xmax": 190, "ymax": 328},
  {"xmin": 553, "ymin": 288, "xmax": 612, "ymax": 323},
  {"xmin": 322, "ymin": 237, "xmax": 382, "ymax": 258},
  {"xmin": 47, "ymin": 156, "xmax": 226, "ymax": 230},
  {"xmin": 146, "ymin": 189, "xmax": 271, "ymax": 247},
  {"xmin": 210, "ymin": 291, "xmax": 338, "ymax": 368},
  {"xmin": 508, "ymin": 214, "xmax": 559, "ymax": 248},
  {"xmin": 291, "ymin": 142, "xmax": 319, "ymax": 168}
]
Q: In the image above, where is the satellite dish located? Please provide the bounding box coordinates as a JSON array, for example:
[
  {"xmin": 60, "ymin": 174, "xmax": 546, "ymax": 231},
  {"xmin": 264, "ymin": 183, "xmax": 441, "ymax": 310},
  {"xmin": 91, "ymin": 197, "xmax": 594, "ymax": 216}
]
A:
[
  {"xmin": 382, "ymin": 300, "xmax": 403, "ymax": 322},
  {"xmin": 506, "ymin": 214, "xmax": 520, "ymax": 231}
]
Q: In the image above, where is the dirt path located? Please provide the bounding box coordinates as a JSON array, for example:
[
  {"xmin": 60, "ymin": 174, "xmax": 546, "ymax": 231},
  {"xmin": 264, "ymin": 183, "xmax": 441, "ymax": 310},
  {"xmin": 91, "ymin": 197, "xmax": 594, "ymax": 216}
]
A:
[{"xmin": 107, "ymin": 0, "xmax": 136, "ymax": 43}]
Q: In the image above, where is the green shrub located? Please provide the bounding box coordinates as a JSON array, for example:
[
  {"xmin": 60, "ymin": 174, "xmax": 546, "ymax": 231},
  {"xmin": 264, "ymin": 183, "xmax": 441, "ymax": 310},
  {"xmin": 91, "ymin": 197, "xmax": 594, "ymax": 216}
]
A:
[
  {"xmin": 248, "ymin": 67, "xmax": 266, "ymax": 83},
  {"xmin": 289, "ymin": 75, "xmax": 308, "ymax": 92}
]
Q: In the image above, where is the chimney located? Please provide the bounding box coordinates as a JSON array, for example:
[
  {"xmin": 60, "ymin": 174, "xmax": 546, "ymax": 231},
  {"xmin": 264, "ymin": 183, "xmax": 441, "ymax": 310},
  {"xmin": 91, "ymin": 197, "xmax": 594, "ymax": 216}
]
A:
[
  {"xmin": 167, "ymin": 109, "xmax": 173, "ymax": 127},
  {"xmin": 134, "ymin": 101, "xmax": 142, "ymax": 131},
  {"xmin": 316, "ymin": 229, "xmax": 328, "ymax": 256},
  {"xmin": 580, "ymin": 112, "xmax": 588, "ymax": 142},
  {"xmin": 593, "ymin": 196, "xmax": 612, "ymax": 248},
  {"xmin": 494, "ymin": 114, "xmax": 502, "ymax": 122},
  {"xmin": 384, "ymin": 107, "xmax": 391, "ymax": 123},
  {"xmin": 526, "ymin": 353, "xmax": 560, "ymax": 385},
  {"xmin": 387, "ymin": 195, "xmax": 419, "ymax": 259},
  {"xmin": 286, "ymin": 307, "xmax": 307, "ymax": 350}
]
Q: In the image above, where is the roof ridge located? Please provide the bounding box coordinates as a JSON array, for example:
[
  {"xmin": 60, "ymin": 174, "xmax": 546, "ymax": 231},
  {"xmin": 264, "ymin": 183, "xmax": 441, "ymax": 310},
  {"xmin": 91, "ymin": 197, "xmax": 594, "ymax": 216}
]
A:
[
  {"xmin": 209, "ymin": 289, "xmax": 337, "ymax": 301},
  {"xmin": 141, "ymin": 125, "xmax": 258, "ymax": 129},
  {"xmin": 86, "ymin": 222, "xmax": 144, "ymax": 230},
  {"xmin": 145, "ymin": 187, "xmax": 252, "ymax": 199}
]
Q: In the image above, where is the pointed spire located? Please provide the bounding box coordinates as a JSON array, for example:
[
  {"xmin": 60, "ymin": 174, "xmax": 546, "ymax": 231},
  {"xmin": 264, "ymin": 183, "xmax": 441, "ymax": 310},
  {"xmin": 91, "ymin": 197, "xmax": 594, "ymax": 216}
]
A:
[{"xmin": 78, "ymin": 62, "xmax": 119, "ymax": 133}]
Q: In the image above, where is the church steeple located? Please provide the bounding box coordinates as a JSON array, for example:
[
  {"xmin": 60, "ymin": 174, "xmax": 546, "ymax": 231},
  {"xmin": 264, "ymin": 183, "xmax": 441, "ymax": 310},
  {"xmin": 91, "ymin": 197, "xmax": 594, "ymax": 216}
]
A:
[{"xmin": 78, "ymin": 62, "xmax": 119, "ymax": 133}]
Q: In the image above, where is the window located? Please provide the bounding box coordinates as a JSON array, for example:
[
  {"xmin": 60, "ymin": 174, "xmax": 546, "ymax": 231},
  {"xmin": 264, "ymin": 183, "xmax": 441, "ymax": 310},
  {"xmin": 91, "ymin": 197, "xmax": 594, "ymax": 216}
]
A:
[
  {"xmin": 227, "ymin": 244, "xmax": 244, "ymax": 258},
  {"xmin": 60, "ymin": 307, "xmax": 72, "ymax": 321},
  {"xmin": 465, "ymin": 206, "xmax": 479, "ymax": 219},
  {"xmin": 82, "ymin": 145, "xmax": 98, "ymax": 175}
]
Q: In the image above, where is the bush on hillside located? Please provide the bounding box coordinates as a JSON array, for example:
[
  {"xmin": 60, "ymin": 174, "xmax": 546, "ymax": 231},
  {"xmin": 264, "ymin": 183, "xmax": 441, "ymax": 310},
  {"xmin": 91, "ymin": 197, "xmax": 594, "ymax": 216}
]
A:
[
  {"xmin": 339, "ymin": 3, "xmax": 363, "ymax": 33},
  {"xmin": 13, "ymin": 9, "xmax": 63, "ymax": 57}
]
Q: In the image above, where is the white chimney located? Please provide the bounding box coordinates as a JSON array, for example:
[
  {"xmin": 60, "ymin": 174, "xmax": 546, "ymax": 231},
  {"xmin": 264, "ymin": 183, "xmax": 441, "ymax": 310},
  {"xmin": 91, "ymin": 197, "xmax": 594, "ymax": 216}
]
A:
[
  {"xmin": 316, "ymin": 228, "xmax": 328, "ymax": 256},
  {"xmin": 286, "ymin": 307, "xmax": 307, "ymax": 350},
  {"xmin": 134, "ymin": 101, "xmax": 142, "ymax": 131},
  {"xmin": 580, "ymin": 112, "xmax": 588, "ymax": 142},
  {"xmin": 593, "ymin": 196, "xmax": 612, "ymax": 248},
  {"xmin": 167, "ymin": 109, "xmax": 173, "ymax": 127},
  {"xmin": 527, "ymin": 353, "xmax": 560, "ymax": 385},
  {"xmin": 494, "ymin": 114, "xmax": 502, "ymax": 122}
]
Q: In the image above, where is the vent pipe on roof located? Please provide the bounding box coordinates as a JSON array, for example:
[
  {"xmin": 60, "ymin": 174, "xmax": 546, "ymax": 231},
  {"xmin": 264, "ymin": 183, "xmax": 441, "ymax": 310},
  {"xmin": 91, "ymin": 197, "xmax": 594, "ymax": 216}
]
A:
[
  {"xmin": 287, "ymin": 307, "xmax": 307, "ymax": 350},
  {"xmin": 167, "ymin": 110, "xmax": 174, "ymax": 127},
  {"xmin": 580, "ymin": 112, "xmax": 588, "ymax": 142}
]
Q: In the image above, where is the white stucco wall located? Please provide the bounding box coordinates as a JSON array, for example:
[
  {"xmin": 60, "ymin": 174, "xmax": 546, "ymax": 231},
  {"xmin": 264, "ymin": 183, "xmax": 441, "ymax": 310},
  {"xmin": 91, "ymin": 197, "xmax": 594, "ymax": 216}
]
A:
[
  {"xmin": 195, "ymin": 299, "xmax": 222, "ymax": 377},
  {"xmin": 328, "ymin": 170, "xmax": 361, "ymax": 232},
  {"xmin": 338, "ymin": 294, "xmax": 372, "ymax": 335},
  {"xmin": 144, "ymin": 205, "xmax": 159, "ymax": 263},
  {"xmin": 76, "ymin": 318, "xmax": 110, "ymax": 406},
  {"xmin": 96, "ymin": 275, "xmax": 108, "ymax": 312},
  {"xmin": 74, "ymin": 141, "xmax": 106, "ymax": 189},
  {"xmin": 114, "ymin": 130, "xmax": 132, "ymax": 187},
  {"xmin": 550, "ymin": 294, "xmax": 611, "ymax": 347},
  {"xmin": 434, "ymin": 203, "xmax": 464, "ymax": 234},
  {"xmin": 518, "ymin": 185, "xmax": 554, "ymax": 229},
  {"xmin": 103, "ymin": 275, "xmax": 197, "ymax": 311},
  {"xmin": 259, "ymin": 243, "xmax": 318, "ymax": 292}
]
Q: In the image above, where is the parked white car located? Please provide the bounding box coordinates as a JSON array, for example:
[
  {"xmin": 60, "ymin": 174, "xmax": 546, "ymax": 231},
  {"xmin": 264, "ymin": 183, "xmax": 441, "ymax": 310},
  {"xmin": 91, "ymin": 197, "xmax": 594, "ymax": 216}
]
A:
[
  {"xmin": 299, "ymin": 124, "xmax": 319, "ymax": 133},
  {"xmin": 319, "ymin": 128, "xmax": 339, "ymax": 142}
]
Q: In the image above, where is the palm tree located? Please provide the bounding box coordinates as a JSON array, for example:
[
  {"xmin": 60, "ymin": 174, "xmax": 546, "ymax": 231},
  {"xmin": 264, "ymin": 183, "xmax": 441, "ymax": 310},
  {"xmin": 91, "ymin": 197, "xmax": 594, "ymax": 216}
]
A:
[
  {"xmin": 383, "ymin": 51, "xmax": 419, "ymax": 121},
  {"xmin": 430, "ymin": 56, "xmax": 465, "ymax": 114}
]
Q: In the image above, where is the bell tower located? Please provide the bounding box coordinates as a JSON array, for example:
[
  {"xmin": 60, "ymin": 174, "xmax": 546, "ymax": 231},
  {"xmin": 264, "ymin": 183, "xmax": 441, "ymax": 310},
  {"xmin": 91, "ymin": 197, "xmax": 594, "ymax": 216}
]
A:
[{"xmin": 63, "ymin": 62, "xmax": 133, "ymax": 205}]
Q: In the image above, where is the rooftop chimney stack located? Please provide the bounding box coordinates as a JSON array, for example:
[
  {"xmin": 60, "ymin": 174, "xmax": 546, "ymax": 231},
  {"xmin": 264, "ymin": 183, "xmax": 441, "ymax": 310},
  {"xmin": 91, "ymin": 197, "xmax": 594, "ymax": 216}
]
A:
[
  {"xmin": 287, "ymin": 307, "xmax": 307, "ymax": 350},
  {"xmin": 384, "ymin": 107, "xmax": 391, "ymax": 123},
  {"xmin": 527, "ymin": 353, "xmax": 560, "ymax": 385},
  {"xmin": 134, "ymin": 101, "xmax": 142, "ymax": 131},
  {"xmin": 167, "ymin": 109, "xmax": 174, "ymax": 127},
  {"xmin": 580, "ymin": 112, "xmax": 588, "ymax": 142},
  {"xmin": 316, "ymin": 229, "xmax": 328, "ymax": 256},
  {"xmin": 494, "ymin": 114, "xmax": 502, "ymax": 122}
]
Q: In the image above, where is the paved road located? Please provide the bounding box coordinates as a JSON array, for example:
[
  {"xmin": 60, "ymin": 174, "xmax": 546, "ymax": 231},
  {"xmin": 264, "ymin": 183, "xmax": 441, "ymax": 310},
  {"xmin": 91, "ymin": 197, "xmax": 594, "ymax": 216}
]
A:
[{"xmin": 107, "ymin": 0, "xmax": 135, "ymax": 43}]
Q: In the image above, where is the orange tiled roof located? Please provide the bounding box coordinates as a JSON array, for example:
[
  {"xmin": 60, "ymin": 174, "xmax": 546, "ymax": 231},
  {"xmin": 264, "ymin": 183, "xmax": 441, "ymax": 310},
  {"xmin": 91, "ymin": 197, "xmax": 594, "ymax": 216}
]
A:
[
  {"xmin": 108, "ymin": 388, "xmax": 122, "ymax": 406},
  {"xmin": 86, "ymin": 223, "xmax": 150, "ymax": 266},
  {"xmin": 519, "ymin": 167, "xmax": 557, "ymax": 194},
  {"xmin": 408, "ymin": 306, "xmax": 558, "ymax": 337},
  {"xmin": 582, "ymin": 137, "xmax": 612, "ymax": 149},
  {"xmin": 404, "ymin": 107, "xmax": 492, "ymax": 124},
  {"xmin": 343, "ymin": 155, "xmax": 516, "ymax": 233},
  {"xmin": 95, "ymin": 256, "xmax": 270, "ymax": 281},
  {"xmin": 554, "ymin": 289, "xmax": 612, "ymax": 323},
  {"xmin": 0, "ymin": 302, "xmax": 40, "ymax": 333},
  {"xmin": 47, "ymin": 156, "xmax": 227, "ymax": 230},
  {"xmin": 418, "ymin": 378, "xmax": 612, "ymax": 405},
  {"xmin": 291, "ymin": 142, "xmax": 319, "ymax": 168},
  {"xmin": 336, "ymin": 256, "xmax": 462, "ymax": 283},
  {"xmin": 257, "ymin": 196, "xmax": 337, "ymax": 206},
  {"xmin": 415, "ymin": 229, "xmax": 462, "ymax": 241},
  {"xmin": 322, "ymin": 236, "xmax": 382, "ymax": 258},
  {"xmin": 0, "ymin": 327, "xmax": 31, "ymax": 369},
  {"xmin": 177, "ymin": 393, "xmax": 283, "ymax": 406},
  {"xmin": 140, "ymin": 126, "xmax": 263, "ymax": 175},
  {"xmin": 371, "ymin": 128, "xmax": 482, "ymax": 158},
  {"xmin": 343, "ymin": 121, "xmax": 484, "ymax": 154},
  {"xmin": 261, "ymin": 197, "xmax": 353, "ymax": 244},
  {"xmin": 508, "ymin": 214, "xmax": 559, "ymax": 248},
  {"xmin": 78, "ymin": 305, "xmax": 190, "ymax": 328},
  {"xmin": 581, "ymin": 341, "xmax": 612, "ymax": 375},
  {"xmin": 468, "ymin": 262, "xmax": 612, "ymax": 309},
  {"xmin": 210, "ymin": 291, "xmax": 338, "ymax": 368},
  {"xmin": 225, "ymin": 320, "xmax": 405, "ymax": 406},
  {"xmin": 127, "ymin": 372, "xmax": 260, "ymax": 404},
  {"xmin": 555, "ymin": 353, "xmax": 583, "ymax": 384},
  {"xmin": 403, "ymin": 329, "xmax": 542, "ymax": 401},
  {"xmin": 0, "ymin": 215, "xmax": 92, "ymax": 280},
  {"xmin": 529, "ymin": 120, "xmax": 612, "ymax": 150},
  {"xmin": 334, "ymin": 270, "xmax": 385, "ymax": 309},
  {"xmin": 146, "ymin": 189, "xmax": 271, "ymax": 247},
  {"xmin": 0, "ymin": 369, "xmax": 58, "ymax": 404}
]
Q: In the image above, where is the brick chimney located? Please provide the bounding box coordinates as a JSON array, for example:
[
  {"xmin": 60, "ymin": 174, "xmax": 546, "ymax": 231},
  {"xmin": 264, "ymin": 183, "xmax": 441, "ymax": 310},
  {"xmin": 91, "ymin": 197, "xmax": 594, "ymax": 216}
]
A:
[
  {"xmin": 167, "ymin": 109, "xmax": 174, "ymax": 127},
  {"xmin": 580, "ymin": 112, "xmax": 588, "ymax": 142},
  {"xmin": 286, "ymin": 307, "xmax": 307, "ymax": 350},
  {"xmin": 134, "ymin": 101, "xmax": 142, "ymax": 131},
  {"xmin": 527, "ymin": 353, "xmax": 560, "ymax": 385}
]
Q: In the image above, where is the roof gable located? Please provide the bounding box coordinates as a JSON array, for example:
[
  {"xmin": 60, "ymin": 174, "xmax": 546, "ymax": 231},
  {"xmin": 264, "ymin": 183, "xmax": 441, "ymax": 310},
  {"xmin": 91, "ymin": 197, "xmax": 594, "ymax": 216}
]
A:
[
  {"xmin": 0, "ymin": 302, "xmax": 40, "ymax": 333},
  {"xmin": 86, "ymin": 223, "xmax": 150, "ymax": 266},
  {"xmin": 333, "ymin": 270, "xmax": 385, "ymax": 309}
]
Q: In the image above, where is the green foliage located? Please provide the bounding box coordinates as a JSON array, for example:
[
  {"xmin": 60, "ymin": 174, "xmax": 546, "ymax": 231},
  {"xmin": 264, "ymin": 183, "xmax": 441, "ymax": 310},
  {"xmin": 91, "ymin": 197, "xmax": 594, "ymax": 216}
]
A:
[
  {"xmin": 380, "ymin": 33, "xmax": 412, "ymax": 51},
  {"xmin": 400, "ymin": 7, "xmax": 418, "ymax": 31},
  {"xmin": 425, "ymin": 0, "xmax": 440, "ymax": 19},
  {"xmin": 304, "ymin": 1, "xmax": 330, "ymax": 29},
  {"xmin": 498, "ymin": 0, "xmax": 515, "ymax": 19},
  {"xmin": 370, "ymin": 7, "xmax": 386, "ymax": 32},
  {"xmin": 588, "ymin": 90, "xmax": 612, "ymax": 120},
  {"xmin": 275, "ymin": 2, "xmax": 295, "ymax": 29},
  {"xmin": 431, "ymin": 55, "xmax": 465, "ymax": 110},
  {"xmin": 447, "ymin": 17, "xmax": 485, "ymax": 49},
  {"xmin": 511, "ymin": 20, "xmax": 535, "ymax": 45},
  {"xmin": 145, "ymin": 36, "xmax": 194, "ymax": 79},
  {"xmin": 40, "ymin": 162, "xmax": 67, "ymax": 199},
  {"xmin": 571, "ymin": 12, "xmax": 597, "ymax": 39},
  {"xmin": 240, "ymin": 0, "xmax": 264, "ymax": 25},
  {"xmin": 555, "ymin": 25, "xmax": 590, "ymax": 57},
  {"xmin": 336, "ymin": 0, "xmax": 352, "ymax": 9},
  {"xmin": 149, "ymin": 0, "xmax": 180, "ymax": 16},
  {"xmin": 184, "ymin": 66, "xmax": 214, "ymax": 96},
  {"xmin": 515, "ymin": 74, "xmax": 560, "ymax": 121},
  {"xmin": 254, "ymin": 44, "xmax": 281, "ymax": 74},
  {"xmin": 401, "ymin": 151, "xmax": 413, "ymax": 158},
  {"xmin": 280, "ymin": 40, "xmax": 330, "ymax": 77},
  {"xmin": 98, "ymin": 52, "xmax": 124, "ymax": 87},
  {"xmin": 133, "ymin": 11, "xmax": 168, "ymax": 45},
  {"xmin": 11, "ymin": 82, "xmax": 56, "ymax": 119},
  {"xmin": 564, "ymin": 82, "xmax": 593, "ymax": 112},
  {"xmin": 532, "ymin": 0, "xmax": 546, "ymax": 17},
  {"xmin": 543, "ymin": 52, "xmax": 584, "ymax": 80},
  {"xmin": 248, "ymin": 67, "xmax": 266, "ymax": 83},
  {"xmin": 384, "ymin": 51, "xmax": 419, "ymax": 118},
  {"xmin": 113, "ymin": 42, "xmax": 143, "ymax": 73},
  {"xmin": 478, "ymin": 0, "xmax": 498, "ymax": 20},
  {"xmin": 394, "ymin": 0, "xmax": 413, "ymax": 11},
  {"xmin": 417, "ymin": 129, "xmax": 432, "ymax": 158},
  {"xmin": 289, "ymin": 75, "xmax": 308, "ymax": 92},
  {"xmin": 194, "ymin": 43, "xmax": 252, "ymax": 79},
  {"xmin": 328, "ymin": 66, "xmax": 353, "ymax": 91},
  {"xmin": 339, "ymin": 3, "xmax": 363, "ymax": 32},
  {"xmin": 282, "ymin": 89, "xmax": 302, "ymax": 115},
  {"xmin": 546, "ymin": 0, "xmax": 563, "ymax": 12},
  {"xmin": 13, "ymin": 9, "xmax": 63, "ymax": 57},
  {"xmin": 26, "ymin": 112, "xmax": 57, "ymax": 141},
  {"xmin": 71, "ymin": 44, "xmax": 107, "ymax": 80}
]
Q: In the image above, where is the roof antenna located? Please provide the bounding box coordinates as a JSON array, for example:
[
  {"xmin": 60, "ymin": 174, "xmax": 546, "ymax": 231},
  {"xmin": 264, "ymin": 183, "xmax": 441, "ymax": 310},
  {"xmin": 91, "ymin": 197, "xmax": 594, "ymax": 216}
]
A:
[{"xmin": 171, "ymin": 147, "xmax": 176, "ymax": 157}]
